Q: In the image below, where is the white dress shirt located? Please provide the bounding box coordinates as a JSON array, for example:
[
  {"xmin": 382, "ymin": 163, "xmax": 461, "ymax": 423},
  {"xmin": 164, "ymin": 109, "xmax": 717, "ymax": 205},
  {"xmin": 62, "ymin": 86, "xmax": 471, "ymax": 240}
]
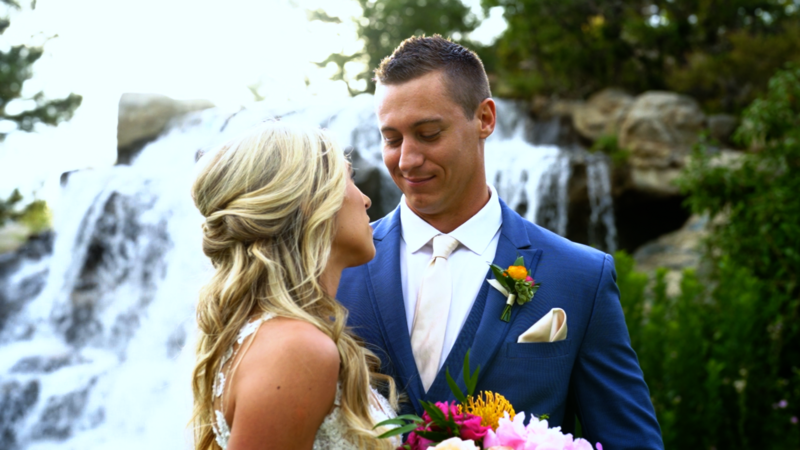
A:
[{"xmin": 400, "ymin": 185, "xmax": 503, "ymax": 370}]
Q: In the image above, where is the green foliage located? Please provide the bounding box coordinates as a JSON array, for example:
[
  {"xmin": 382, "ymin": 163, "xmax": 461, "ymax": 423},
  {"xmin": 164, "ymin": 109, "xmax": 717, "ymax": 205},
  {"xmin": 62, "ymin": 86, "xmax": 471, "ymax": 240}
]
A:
[
  {"xmin": 482, "ymin": 0, "xmax": 800, "ymax": 112},
  {"xmin": 0, "ymin": 1, "xmax": 81, "ymax": 139},
  {"xmin": 589, "ymin": 133, "xmax": 630, "ymax": 165},
  {"xmin": 0, "ymin": 188, "xmax": 24, "ymax": 226},
  {"xmin": 617, "ymin": 252, "xmax": 800, "ymax": 448},
  {"xmin": 310, "ymin": 0, "xmax": 482, "ymax": 94},
  {"xmin": 617, "ymin": 66, "xmax": 800, "ymax": 448},
  {"xmin": 679, "ymin": 65, "xmax": 800, "ymax": 299},
  {"xmin": 0, "ymin": 188, "xmax": 51, "ymax": 233}
]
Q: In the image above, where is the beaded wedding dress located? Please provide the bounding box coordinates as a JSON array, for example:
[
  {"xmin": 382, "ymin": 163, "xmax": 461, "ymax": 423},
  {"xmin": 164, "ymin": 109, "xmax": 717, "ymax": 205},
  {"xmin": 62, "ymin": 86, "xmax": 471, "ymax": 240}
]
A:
[{"xmin": 211, "ymin": 312, "xmax": 398, "ymax": 449}]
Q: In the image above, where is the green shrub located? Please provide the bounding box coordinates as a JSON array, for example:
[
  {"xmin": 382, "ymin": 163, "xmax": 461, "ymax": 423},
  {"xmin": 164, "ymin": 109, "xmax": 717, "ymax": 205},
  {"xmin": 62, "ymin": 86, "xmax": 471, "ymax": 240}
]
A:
[
  {"xmin": 617, "ymin": 252, "xmax": 800, "ymax": 448},
  {"xmin": 617, "ymin": 66, "xmax": 800, "ymax": 448},
  {"xmin": 589, "ymin": 133, "xmax": 630, "ymax": 165},
  {"xmin": 0, "ymin": 189, "xmax": 51, "ymax": 234}
]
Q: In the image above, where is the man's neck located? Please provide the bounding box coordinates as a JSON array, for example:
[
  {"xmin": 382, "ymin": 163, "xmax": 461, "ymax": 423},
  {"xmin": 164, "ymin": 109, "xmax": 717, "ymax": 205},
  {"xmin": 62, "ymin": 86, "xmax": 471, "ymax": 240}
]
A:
[{"xmin": 408, "ymin": 184, "xmax": 491, "ymax": 234}]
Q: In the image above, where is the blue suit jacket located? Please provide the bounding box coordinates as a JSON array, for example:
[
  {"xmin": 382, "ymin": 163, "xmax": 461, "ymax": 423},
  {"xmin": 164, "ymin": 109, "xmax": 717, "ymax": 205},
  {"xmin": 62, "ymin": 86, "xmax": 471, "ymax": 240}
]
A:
[{"xmin": 338, "ymin": 200, "xmax": 663, "ymax": 449}]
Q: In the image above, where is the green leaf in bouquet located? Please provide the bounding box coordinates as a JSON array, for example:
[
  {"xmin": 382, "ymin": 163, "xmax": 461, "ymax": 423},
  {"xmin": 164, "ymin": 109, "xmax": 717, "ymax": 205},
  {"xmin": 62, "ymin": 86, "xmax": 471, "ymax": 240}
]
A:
[
  {"xmin": 446, "ymin": 366, "xmax": 467, "ymax": 404},
  {"xmin": 420, "ymin": 401, "xmax": 449, "ymax": 427},
  {"xmin": 513, "ymin": 255, "xmax": 525, "ymax": 267},
  {"xmin": 373, "ymin": 415, "xmax": 423, "ymax": 428},
  {"xmin": 462, "ymin": 350, "xmax": 481, "ymax": 397},
  {"xmin": 376, "ymin": 422, "xmax": 421, "ymax": 439},
  {"xmin": 415, "ymin": 430, "xmax": 452, "ymax": 441}
]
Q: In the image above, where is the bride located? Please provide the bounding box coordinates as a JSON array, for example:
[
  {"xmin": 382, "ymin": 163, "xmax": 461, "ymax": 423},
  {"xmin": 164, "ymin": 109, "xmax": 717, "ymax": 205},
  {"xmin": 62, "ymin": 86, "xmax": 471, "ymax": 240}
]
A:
[{"xmin": 189, "ymin": 121, "xmax": 398, "ymax": 449}]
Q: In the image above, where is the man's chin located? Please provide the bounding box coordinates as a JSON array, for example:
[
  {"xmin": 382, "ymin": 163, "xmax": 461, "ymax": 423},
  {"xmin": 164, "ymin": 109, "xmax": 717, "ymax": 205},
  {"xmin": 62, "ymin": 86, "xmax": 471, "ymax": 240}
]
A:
[{"xmin": 404, "ymin": 195, "xmax": 444, "ymax": 216}]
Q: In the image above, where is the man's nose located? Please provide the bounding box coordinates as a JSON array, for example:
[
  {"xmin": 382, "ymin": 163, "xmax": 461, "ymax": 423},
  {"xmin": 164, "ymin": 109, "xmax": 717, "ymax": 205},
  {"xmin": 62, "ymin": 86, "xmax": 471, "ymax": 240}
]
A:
[{"xmin": 397, "ymin": 140, "xmax": 424, "ymax": 172}]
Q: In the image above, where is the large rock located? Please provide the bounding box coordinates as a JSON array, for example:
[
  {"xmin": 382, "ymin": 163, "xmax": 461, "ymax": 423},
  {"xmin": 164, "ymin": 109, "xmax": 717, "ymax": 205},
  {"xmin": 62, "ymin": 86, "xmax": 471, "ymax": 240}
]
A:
[
  {"xmin": 117, "ymin": 93, "xmax": 214, "ymax": 164},
  {"xmin": 633, "ymin": 214, "xmax": 708, "ymax": 296},
  {"xmin": 573, "ymin": 88, "xmax": 634, "ymax": 141},
  {"xmin": 619, "ymin": 91, "xmax": 706, "ymax": 170},
  {"xmin": 0, "ymin": 222, "xmax": 30, "ymax": 254}
]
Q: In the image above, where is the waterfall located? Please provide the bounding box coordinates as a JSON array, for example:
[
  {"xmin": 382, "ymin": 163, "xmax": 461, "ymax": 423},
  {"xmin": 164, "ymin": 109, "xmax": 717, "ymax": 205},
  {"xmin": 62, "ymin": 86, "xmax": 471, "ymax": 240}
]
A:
[
  {"xmin": 585, "ymin": 153, "xmax": 618, "ymax": 254},
  {"xmin": 0, "ymin": 95, "xmax": 611, "ymax": 449}
]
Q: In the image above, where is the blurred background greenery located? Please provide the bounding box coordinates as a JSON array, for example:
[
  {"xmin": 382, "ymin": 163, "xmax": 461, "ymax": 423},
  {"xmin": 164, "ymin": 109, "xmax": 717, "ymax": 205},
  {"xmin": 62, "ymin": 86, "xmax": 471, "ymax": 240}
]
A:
[{"xmin": 2, "ymin": 0, "xmax": 798, "ymax": 446}]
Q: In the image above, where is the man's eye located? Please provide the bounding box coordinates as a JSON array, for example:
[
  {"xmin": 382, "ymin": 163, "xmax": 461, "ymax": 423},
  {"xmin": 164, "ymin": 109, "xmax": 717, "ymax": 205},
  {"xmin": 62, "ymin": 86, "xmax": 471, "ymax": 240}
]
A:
[
  {"xmin": 384, "ymin": 137, "xmax": 401, "ymax": 146},
  {"xmin": 421, "ymin": 132, "xmax": 440, "ymax": 140}
]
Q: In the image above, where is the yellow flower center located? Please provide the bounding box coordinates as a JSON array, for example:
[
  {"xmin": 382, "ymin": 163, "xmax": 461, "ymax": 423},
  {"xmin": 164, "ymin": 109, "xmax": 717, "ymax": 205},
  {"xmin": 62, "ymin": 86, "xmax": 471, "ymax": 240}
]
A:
[
  {"xmin": 458, "ymin": 391, "xmax": 516, "ymax": 430},
  {"xmin": 506, "ymin": 265, "xmax": 527, "ymax": 281}
]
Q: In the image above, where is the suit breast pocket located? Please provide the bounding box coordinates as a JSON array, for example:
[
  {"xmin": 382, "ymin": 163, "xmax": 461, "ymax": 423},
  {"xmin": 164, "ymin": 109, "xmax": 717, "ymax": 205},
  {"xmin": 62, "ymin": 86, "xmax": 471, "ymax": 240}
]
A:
[{"xmin": 504, "ymin": 339, "xmax": 571, "ymax": 359}]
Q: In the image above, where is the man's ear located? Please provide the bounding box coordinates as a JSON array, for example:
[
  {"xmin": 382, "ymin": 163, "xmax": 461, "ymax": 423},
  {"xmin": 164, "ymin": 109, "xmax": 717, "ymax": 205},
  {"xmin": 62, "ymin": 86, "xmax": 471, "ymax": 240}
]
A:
[{"xmin": 476, "ymin": 98, "xmax": 497, "ymax": 139}]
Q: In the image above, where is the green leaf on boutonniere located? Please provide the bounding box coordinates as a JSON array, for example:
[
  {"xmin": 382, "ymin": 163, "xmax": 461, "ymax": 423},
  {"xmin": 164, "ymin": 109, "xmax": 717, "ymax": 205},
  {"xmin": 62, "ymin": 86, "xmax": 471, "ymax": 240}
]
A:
[
  {"xmin": 490, "ymin": 264, "xmax": 512, "ymax": 291},
  {"xmin": 513, "ymin": 255, "xmax": 525, "ymax": 267}
]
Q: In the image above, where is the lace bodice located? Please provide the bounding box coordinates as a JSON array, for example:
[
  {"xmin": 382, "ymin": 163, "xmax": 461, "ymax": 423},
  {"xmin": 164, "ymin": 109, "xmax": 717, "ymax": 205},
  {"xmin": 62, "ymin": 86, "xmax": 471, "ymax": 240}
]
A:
[{"xmin": 211, "ymin": 312, "xmax": 398, "ymax": 449}]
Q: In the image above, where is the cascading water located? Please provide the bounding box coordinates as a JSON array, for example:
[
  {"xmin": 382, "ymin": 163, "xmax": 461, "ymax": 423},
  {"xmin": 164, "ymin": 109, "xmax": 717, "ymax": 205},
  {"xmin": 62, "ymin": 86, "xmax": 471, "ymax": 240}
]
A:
[
  {"xmin": 0, "ymin": 94, "xmax": 611, "ymax": 449},
  {"xmin": 585, "ymin": 153, "xmax": 618, "ymax": 254}
]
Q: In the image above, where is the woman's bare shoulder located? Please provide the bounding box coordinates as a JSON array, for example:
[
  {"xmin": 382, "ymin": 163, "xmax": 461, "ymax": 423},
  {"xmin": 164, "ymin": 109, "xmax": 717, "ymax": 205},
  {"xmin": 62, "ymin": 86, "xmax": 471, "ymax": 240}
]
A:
[
  {"xmin": 225, "ymin": 317, "xmax": 340, "ymax": 449},
  {"xmin": 237, "ymin": 317, "xmax": 339, "ymax": 387}
]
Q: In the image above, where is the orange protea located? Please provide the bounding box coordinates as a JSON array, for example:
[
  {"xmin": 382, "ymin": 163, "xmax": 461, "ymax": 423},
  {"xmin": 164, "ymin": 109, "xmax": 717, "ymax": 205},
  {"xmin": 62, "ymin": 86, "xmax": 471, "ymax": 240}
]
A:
[
  {"xmin": 506, "ymin": 265, "xmax": 528, "ymax": 281},
  {"xmin": 458, "ymin": 391, "xmax": 516, "ymax": 430}
]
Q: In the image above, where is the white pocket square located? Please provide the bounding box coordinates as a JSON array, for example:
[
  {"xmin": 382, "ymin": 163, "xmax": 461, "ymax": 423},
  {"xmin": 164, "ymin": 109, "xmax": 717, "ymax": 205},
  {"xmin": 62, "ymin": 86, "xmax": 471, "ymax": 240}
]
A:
[{"xmin": 517, "ymin": 308, "xmax": 568, "ymax": 343}]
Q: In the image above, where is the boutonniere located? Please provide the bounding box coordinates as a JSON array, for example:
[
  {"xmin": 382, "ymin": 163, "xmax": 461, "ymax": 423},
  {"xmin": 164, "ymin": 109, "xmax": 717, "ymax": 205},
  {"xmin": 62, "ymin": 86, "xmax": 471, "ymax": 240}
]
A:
[{"xmin": 487, "ymin": 256, "xmax": 541, "ymax": 322}]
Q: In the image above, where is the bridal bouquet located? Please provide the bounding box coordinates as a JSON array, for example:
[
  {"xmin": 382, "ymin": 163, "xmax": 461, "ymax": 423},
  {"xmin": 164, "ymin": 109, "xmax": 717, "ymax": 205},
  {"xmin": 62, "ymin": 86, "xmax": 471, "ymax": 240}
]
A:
[{"xmin": 375, "ymin": 352, "xmax": 602, "ymax": 450}]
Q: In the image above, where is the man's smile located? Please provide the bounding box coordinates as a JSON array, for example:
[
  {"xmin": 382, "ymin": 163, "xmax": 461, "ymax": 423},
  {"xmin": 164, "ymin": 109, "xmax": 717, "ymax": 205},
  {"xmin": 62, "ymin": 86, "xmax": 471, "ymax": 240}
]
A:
[{"xmin": 403, "ymin": 175, "xmax": 435, "ymax": 187}]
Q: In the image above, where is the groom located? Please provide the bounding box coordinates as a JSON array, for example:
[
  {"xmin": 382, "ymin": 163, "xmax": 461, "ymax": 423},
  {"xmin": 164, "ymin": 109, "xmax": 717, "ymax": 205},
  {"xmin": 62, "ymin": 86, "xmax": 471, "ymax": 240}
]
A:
[{"xmin": 338, "ymin": 35, "xmax": 663, "ymax": 449}]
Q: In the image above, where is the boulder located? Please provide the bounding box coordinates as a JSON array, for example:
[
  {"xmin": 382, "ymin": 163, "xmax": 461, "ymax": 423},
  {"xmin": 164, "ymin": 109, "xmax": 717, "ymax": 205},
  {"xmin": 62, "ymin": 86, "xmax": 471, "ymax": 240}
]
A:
[
  {"xmin": 117, "ymin": 93, "xmax": 214, "ymax": 164},
  {"xmin": 573, "ymin": 88, "xmax": 634, "ymax": 141},
  {"xmin": 633, "ymin": 214, "xmax": 708, "ymax": 296},
  {"xmin": 707, "ymin": 114, "xmax": 739, "ymax": 146},
  {"xmin": 0, "ymin": 222, "xmax": 30, "ymax": 254},
  {"xmin": 619, "ymin": 91, "xmax": 706, "ymax": 169},
  {"xmin": 634, "ymin": 214, "xmax": 707, "ymax": 272},
  {"xmin": 629, "ymin": 166, "xmax": 684, "ymax": 196}
]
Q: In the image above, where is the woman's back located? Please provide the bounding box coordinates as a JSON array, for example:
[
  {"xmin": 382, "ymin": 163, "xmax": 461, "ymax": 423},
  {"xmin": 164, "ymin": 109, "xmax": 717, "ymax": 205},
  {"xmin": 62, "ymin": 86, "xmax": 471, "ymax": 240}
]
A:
[{"xmin": 211, "ymin": 314, "xmax": 397, "ymax": 450}]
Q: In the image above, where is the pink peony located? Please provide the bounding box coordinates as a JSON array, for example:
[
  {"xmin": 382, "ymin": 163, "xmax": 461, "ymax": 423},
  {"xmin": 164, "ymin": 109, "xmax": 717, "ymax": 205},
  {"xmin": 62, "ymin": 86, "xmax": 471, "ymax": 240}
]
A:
[
  {"xmin": 432, "ymin": 437, "xmax": 480, "ymax": 449},
  {"xmin": 405, "ymin": 402, "xmax": 491, "ymax": 450},
  {"xmin": 483, "ymin": 412, "xmax": 602, "ymax": 450}
]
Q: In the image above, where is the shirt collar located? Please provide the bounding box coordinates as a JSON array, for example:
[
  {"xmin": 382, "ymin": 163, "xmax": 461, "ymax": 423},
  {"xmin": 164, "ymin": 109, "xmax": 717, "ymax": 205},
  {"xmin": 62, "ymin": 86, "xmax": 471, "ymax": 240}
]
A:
[{"xmin": 400, "ymin": 185, "xmax": 503, "ymax": 256}]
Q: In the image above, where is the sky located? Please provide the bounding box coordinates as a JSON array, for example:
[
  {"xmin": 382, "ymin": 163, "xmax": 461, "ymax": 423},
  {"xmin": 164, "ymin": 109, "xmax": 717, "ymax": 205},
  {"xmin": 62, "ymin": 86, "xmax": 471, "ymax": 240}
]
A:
[{"xmin": 0, "ymin": 0, "xmax": 507, "ymax": 206}]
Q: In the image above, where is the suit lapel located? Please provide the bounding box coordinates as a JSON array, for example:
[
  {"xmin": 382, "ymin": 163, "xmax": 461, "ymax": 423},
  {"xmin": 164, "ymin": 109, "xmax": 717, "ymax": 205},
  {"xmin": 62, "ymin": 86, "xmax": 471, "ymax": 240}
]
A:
[
  {"xmin": 424, "ymin": 200, "xmax": 543, "ymax": 401},
  {"xmin": 367, "ymin": 208, "xmax": 425, "ymax": 411}
]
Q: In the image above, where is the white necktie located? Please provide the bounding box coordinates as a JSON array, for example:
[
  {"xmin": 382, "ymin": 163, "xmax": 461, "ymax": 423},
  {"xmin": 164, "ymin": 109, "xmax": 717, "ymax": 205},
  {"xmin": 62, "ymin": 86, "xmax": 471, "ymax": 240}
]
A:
[{"xmin": 411, "ymin": 234, "xmax": 460, "ymax": 391}]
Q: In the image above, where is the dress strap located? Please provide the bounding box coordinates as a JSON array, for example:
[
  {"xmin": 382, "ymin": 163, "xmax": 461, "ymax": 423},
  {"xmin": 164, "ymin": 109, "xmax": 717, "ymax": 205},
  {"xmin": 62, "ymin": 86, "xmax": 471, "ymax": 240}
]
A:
[{"xmin": 214, "ymin": 312, "xmax": 276, "ymax": 399}]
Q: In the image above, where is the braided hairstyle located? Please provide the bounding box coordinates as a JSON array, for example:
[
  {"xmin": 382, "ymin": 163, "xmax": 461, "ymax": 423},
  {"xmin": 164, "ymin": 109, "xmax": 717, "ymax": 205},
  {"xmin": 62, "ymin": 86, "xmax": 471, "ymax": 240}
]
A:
[{"xmin": 190, "ymin": 121, "xmax": 396, "ymax": 449}]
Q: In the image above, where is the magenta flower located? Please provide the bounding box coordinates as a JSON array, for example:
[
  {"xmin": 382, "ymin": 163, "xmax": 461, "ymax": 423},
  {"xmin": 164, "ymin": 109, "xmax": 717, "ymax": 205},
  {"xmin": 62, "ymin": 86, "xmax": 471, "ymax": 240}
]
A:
[{"xmin": 405, "ymin": 402, "xmax": 491, "ymax": 450}]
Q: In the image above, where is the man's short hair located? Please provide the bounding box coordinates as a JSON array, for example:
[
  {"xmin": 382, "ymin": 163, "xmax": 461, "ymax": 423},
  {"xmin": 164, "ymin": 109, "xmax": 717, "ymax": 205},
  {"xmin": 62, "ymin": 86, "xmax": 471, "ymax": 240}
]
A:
[{"xmin": 374, "ymin": 35, "xmax": 492, "ymax": 119}]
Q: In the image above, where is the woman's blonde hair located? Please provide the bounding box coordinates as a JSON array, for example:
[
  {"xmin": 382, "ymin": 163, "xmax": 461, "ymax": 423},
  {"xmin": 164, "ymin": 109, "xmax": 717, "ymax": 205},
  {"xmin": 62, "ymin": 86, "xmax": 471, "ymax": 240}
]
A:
[{"xmin": 190, "ymin": 121, "xmax": 396, "ymax": 449}]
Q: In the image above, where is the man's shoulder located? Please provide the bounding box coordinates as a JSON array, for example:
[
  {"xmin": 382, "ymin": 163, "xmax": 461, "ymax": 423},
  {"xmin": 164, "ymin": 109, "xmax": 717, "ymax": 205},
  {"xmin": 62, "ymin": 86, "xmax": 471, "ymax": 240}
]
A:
[{"xmin": 506, "ymin": 209, "xmax": 610, "ymax": 280}]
